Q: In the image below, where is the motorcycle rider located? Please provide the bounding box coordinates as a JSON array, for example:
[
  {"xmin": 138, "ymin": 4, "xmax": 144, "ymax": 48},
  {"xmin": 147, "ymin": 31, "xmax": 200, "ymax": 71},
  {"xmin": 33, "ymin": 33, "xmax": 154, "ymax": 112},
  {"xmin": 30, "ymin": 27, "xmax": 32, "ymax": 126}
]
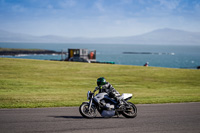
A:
[{"xmin": 93, "ymin": 77, "xmax": 122, "ymax": 106}]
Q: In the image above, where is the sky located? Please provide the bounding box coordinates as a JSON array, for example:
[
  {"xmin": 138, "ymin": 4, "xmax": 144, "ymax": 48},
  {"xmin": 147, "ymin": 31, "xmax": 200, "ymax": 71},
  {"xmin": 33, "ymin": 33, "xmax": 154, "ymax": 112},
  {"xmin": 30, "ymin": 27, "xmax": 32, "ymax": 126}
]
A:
[{"xmin": 0, "ymin": 0, "xmax": 200, "ymax": 38}]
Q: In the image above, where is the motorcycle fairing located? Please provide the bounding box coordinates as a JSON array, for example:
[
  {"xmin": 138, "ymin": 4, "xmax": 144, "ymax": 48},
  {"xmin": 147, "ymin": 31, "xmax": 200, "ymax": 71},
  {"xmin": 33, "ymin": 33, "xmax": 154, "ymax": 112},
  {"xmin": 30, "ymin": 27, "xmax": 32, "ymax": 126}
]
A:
[
  {"xmin": 94, "ymin": 93, "xmax": 117, "ymax": 104},
  {"xmin": 119, "ymin": 93, "xmax": 132, "ymax": 100}
]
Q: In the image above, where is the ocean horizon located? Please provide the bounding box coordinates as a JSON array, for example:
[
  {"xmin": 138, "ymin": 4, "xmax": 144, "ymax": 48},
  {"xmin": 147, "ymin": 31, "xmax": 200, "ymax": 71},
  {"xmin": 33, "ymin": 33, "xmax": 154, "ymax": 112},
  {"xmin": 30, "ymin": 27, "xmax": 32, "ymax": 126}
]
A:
[{"xmin": 0, "ymin": 42, "xmax": 200, "ymax": 69}]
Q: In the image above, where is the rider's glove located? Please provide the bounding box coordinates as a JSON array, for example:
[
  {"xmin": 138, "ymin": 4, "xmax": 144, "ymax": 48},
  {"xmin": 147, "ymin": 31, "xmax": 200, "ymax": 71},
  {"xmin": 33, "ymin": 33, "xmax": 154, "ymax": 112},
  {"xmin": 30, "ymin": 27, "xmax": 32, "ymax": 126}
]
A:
[{"xmin": 93, "ymin": 87, "xmax": 99, "ymax": 93}]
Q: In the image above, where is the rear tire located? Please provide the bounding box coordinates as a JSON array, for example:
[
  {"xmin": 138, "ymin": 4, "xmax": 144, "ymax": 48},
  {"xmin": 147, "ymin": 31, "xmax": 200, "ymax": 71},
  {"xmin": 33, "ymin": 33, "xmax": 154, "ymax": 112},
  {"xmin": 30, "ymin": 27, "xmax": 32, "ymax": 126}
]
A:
[
  {"xmin": 121, "ymin": 102, "xmax": 137, "ymax": 118},
  {"xmin": 79, "ymin": 102, "xmax": 97, "ymax": 118}
]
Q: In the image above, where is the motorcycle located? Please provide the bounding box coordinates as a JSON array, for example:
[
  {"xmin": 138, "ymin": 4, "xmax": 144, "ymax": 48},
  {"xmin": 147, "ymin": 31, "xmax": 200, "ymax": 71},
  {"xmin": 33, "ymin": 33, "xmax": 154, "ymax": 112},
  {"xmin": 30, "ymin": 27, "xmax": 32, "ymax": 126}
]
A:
[{"xmin": 79, "ymin": 90, "xmax": 137, "ymax": 118}]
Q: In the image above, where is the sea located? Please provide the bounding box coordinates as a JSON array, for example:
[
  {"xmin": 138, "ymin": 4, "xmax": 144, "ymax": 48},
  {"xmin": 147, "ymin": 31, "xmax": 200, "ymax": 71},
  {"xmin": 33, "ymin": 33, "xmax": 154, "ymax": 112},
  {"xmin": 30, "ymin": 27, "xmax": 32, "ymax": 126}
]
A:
[{"xmin": 0, "ymin": 42, "xmax": 200, "ymax": 69}]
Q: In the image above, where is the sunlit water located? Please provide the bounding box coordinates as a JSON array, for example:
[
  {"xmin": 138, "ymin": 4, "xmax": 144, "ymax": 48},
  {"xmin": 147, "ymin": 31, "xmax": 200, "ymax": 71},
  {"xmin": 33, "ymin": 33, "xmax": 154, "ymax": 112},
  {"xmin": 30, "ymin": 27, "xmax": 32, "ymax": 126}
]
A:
[{"xmin": 0, "ymin": 42, "xmax": 200, "ymax": 69}]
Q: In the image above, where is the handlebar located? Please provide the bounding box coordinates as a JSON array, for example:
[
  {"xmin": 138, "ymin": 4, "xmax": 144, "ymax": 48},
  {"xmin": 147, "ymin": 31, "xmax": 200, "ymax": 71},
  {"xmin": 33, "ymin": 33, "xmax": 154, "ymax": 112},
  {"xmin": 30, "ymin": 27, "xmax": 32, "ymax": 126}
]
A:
[{"xmin": 93, "ymin": 86, "xmax": 99, "ymax": 93}]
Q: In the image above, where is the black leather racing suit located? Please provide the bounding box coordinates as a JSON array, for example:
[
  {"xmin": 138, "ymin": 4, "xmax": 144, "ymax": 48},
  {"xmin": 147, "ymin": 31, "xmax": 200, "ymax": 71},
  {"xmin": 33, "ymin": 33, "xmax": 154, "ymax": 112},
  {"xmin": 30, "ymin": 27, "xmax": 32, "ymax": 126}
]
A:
[{"xmin": 94, "ymin": 82, "xmax": 121, "ymax": 101}]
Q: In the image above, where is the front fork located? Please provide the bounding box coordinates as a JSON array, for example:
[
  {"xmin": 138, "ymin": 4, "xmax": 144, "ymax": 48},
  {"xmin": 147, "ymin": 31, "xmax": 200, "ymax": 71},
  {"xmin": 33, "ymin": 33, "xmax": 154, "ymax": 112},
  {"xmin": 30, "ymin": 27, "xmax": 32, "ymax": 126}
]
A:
[
  {"xmin": 121, "ymin": 99, "xmax": 129, "ymax": 105},
  {"xmin": 121, "ymin": 99, "xmax": 132, "ymax": 109},
  {"xmin": 88, "ymin": 98, "xmax": 93, "ymax": 112}
]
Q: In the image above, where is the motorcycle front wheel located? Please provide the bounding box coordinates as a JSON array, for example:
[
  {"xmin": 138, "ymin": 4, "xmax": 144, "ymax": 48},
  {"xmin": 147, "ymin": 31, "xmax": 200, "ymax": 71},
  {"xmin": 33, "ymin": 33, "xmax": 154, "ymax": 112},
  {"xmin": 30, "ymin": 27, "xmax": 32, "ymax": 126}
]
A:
[
  {"xmin": 79, "ymin": 102, "xmax": 97, "ymax": 118},
  {"xmin": 121, "ymin": 102, "xmax": 137, "ymax": 118}
]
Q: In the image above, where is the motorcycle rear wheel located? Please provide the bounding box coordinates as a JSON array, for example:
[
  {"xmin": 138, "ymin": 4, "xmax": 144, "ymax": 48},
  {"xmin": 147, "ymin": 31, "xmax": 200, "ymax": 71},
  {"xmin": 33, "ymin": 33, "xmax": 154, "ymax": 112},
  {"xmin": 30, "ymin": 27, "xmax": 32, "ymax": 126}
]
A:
[
  {"xmin": 79, "ymin": 102, "xmax": 97, "ymax": 118},
  {"xmin": 121, "ymin": 102, "xmax": 137, "ymax": 118}
]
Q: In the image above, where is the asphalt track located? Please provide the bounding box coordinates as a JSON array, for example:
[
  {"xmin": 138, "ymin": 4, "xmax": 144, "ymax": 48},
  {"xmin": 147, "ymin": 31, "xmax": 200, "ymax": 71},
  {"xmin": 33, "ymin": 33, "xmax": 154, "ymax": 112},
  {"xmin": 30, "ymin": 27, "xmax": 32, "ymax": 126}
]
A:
[{"xmin": 0, "ymin": 102, "xmax": 200, "ymax": 133}]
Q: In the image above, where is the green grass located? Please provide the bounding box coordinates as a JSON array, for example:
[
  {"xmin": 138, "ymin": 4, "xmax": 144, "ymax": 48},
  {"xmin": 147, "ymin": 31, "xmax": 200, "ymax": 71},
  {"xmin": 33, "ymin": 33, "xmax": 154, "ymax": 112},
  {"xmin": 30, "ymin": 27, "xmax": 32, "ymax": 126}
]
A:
[{"xmin": 0, "ymin": 58, "xmax": 200, "ymax": 108}]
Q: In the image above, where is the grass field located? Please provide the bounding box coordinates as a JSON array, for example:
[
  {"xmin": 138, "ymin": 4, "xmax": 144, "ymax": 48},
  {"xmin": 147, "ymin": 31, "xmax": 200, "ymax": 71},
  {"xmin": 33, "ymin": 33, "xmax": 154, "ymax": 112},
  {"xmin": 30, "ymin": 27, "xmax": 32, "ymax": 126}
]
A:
[{"xmin": 0, "ymin": 58, "xmax": 200, "ymax": 108}]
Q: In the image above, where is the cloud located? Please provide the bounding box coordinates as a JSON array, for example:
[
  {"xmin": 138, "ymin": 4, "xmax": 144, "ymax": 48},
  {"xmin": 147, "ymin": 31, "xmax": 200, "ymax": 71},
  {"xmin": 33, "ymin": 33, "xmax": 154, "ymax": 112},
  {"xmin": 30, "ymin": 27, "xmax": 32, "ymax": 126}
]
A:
[
  {"xmin": 59, "ymin": 0, "xmax": 76, "ymax": 8},
  {"xmin": 11, "ymin": 4, "xmax": 26, "ymax": 12},
  {"xmin": 157, "ymin": 0, "xmax": 180, "ymax": 10},
  {"xmin": 47, "ymin": 4, "xmax": 54, "ymax": 9},
  {"xmin": 120, "ymin": 0, "xmax": 133, "ymax": 4},
  {"xmin": 0, "ymin": 0, "xmax": 200, "ymax": 37},
  {"xmin": 194, "ymin": 1, "xmax": 200, "ymax": 13},
  {"xmin": 95, "ymin": 0, "xmax": 105, "ymax": 12}
]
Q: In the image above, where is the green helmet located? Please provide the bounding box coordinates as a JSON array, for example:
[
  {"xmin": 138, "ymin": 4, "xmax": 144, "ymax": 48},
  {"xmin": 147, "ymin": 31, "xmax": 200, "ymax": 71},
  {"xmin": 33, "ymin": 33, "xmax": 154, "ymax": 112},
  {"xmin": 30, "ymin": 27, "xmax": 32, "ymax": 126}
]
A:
[{"xmin": 97, "ymin": 77, "xmax": 106, "ymax": 86}]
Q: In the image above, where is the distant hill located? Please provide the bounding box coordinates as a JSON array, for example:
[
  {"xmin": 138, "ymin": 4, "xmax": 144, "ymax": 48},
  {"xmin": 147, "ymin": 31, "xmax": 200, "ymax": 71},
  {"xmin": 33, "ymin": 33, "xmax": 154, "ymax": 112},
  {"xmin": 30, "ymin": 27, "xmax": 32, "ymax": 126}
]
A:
[
  {"xmin": 124, "ymin": 28, "xmax": 200, "ymax": 45},
  {"xmin": 0, "ymin": 28, "xmax": 200, "ymax": 45}
]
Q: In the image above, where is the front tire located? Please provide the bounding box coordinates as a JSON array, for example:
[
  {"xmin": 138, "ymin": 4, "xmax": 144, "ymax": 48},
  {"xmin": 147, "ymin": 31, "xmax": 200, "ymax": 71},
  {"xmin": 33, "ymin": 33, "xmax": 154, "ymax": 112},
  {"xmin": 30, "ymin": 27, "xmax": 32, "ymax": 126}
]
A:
[
  {"xmin": 121, "ymin": 102, "xmax": 137, "ymax": 118},
  {"xmin": 79, "ymin": 102, "xmax": 97, "ymax": 118}
]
